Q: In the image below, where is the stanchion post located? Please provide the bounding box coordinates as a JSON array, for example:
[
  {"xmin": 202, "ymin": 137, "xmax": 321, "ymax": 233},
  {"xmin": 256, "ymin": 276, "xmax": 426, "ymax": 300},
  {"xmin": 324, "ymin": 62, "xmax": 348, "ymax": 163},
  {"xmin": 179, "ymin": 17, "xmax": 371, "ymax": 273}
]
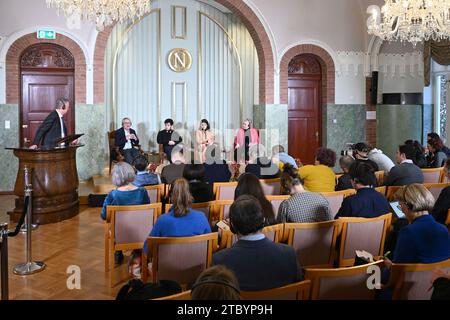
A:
[
  {"xmin": 13, "ymin": 166, "xmax": 45, "ymax": 276},
  {"xmin": 0, "ymin": 223, "xmax": 8, "ymax": 300}
]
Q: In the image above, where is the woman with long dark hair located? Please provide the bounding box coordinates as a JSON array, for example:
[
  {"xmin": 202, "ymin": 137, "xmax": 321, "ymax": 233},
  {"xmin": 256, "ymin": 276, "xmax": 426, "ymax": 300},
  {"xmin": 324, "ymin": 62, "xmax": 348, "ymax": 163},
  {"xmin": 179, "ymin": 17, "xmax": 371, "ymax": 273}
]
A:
[
  {"xmin": 234, "ymin": 173, "xmax": 276, "ymax": 226},
  {"xmin": 195, "ymin": 119, "xmax": 215, "ymax": 163}
]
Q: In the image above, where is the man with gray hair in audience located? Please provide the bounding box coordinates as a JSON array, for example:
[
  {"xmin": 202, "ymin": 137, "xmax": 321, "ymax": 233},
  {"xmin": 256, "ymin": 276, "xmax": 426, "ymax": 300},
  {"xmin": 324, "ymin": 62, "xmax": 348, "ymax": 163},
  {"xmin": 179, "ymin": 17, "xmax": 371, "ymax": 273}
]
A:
[{"xmin": 271, "ymin": 145, "xmax": 298, "ymax": 169}]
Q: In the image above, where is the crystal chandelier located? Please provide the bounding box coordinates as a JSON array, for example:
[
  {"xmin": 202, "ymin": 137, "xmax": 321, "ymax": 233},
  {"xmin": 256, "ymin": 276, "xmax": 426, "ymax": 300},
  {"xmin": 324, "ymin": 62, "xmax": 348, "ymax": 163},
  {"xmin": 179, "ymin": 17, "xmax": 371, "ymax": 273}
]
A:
[
  {"xmin": 367, "ymin": 0, "xmax": 450, "ymax": 46},
  {"xmin": 46, "ymin": 0, "xmax": 152, "ymax": 32}
]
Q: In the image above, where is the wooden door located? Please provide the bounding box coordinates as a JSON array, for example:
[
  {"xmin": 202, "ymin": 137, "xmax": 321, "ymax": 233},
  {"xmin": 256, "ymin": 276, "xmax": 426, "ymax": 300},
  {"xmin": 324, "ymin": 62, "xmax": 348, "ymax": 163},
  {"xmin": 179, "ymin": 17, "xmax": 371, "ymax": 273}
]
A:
[
  {"xmin": 288, "ymin": 55, "xmax": 322, "ymax": 164},
  {"xmin": 20, "ymin": 44, "xmax": 75, "ymax": 147}
]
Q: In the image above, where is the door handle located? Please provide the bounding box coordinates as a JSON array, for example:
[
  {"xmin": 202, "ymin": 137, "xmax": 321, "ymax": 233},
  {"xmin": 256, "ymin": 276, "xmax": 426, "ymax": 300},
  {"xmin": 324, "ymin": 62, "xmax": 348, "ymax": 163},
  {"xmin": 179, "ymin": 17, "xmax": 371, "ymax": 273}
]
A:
[
  {"xmin": 24, "ymin": 138, "xmax": 30, "ymax": 143},
  {"xmin": 315, "ymin": 131, "xmax": 319, "ymax": 142},
  {"xmin": 22, "ymin": 125, "xmax": 28, "ymax": 129}
]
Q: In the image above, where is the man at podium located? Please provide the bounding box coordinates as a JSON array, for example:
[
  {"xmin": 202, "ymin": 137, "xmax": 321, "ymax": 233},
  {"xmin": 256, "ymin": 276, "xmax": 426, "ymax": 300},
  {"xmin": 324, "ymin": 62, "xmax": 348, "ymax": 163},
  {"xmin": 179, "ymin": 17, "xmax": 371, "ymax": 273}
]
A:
[{"xmin": 29, "ymin": 98, "xmax": 78, "ymax": 149}]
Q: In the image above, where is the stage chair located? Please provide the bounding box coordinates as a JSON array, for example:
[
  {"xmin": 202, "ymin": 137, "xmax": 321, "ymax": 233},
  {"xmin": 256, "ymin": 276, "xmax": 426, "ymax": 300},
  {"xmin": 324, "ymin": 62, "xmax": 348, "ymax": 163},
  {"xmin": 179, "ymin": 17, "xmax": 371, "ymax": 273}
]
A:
[
  {"xmin": 319, "ymin": 189, "xmax": 356, "ymax": 218},
  {"xmin": 213, "ymin": 182, "xmax": 238, "ymax": 200},
  {"xmin": 266, "ymin": 195, "xmax": 290, "ymax": 219},
  {"xmin": 241, "ymin": 280, "xmax": 311, "ymax": 300},
  {"xmin": 423, "ymin": 183, "xmax": 450, "ymax": 200},
  {"xmin": 305, "ymin": 261, "xmax": 383, "ymax": 300},
  {"xmin": 389, "ymin": 259, "xmax": 450, "ymax": 300},
  {"xmin": 259, "ymin": 178, "xmax": 281, "ymax": 196},
  {"xmin": 421, "ymin": 168, "xmax": 444, "ymax": 184},
  {"xmin": 337, "ymin": 213, "xmax": 392, "ymax": 267},
  {"xmin": 142, "ymin": 233, "xmax": 218, "ymax": 285},
  {"xmin": 153, "ymin": 290, "xmax": 192, "ymax": 300},
  {"xmin": 104, "ymin": 203, "xmax": 162, "ymax": 286},
  {"xmin": 144, "ymin": 184, "xmax": 165, "ymax": 203},
  {"xmin": 220, "ymin": 224, "xmax": 284, "ymax": 249},
  {"xmin": 284, "ymin": 220, "xmax": 342, "ymax": 268}
]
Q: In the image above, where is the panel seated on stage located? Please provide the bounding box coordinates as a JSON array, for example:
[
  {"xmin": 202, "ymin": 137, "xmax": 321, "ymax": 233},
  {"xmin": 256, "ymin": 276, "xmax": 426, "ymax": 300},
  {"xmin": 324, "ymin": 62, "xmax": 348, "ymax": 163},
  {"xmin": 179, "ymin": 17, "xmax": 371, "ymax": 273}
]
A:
[{"xmin": 7, "ymin": 146, "xmax": 82, "ymax": 225}]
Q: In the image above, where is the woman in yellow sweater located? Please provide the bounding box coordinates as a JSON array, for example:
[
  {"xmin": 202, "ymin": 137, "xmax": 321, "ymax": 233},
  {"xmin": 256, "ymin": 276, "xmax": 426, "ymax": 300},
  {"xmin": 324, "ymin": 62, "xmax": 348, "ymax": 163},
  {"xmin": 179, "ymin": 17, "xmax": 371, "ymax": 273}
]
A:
[{"xmin": 298, "ymin": 148, "xmax": 337, "ymax": 192}]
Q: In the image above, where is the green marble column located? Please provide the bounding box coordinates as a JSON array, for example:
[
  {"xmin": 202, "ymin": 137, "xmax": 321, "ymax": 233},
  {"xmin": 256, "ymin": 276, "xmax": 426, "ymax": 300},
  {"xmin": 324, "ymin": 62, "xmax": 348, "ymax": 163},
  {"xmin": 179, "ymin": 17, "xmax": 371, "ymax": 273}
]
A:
[{"xmin": 0, "ymin": 104, "xmax": 19, "ymax": 191}]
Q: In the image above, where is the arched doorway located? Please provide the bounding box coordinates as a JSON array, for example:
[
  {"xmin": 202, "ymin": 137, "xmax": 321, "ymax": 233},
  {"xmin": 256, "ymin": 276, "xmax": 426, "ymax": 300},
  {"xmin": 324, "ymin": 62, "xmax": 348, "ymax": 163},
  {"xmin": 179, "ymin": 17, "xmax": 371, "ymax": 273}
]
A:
[
  {"xmin": 20, "ymin": 43, "xmax": 75, "ymax": 147},
  {"xmin": 288, "ymin": 54, "xmax": 322, "ymax": 164}
]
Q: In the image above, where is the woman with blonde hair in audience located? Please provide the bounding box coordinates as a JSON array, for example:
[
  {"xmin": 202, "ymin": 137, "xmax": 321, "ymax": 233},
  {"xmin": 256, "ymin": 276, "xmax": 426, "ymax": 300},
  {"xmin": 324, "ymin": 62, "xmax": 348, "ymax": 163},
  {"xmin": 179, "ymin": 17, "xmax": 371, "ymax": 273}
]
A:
[
  {"xmin": 298, "ymin": 147, "xmax": 337, "ymax": 192},
  {"xmin": 191, "ymin": 265, "xmax": 241, "ymax": 300},
  {"xmin": 101, "ymin": 162, "xmax": 151, "ymax": 264},
  {"xmin": 277, "ymin": 163, "xmax": 333, "ymax": 223}
]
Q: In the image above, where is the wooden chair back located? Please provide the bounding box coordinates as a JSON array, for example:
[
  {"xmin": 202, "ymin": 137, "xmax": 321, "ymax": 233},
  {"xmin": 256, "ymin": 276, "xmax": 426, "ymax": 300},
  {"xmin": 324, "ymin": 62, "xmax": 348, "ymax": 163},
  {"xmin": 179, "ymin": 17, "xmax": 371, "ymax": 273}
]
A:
[
  {"xmin": 386, "ymin": 186, "xmax": 402, "ymax": 201},
  {"xmin": 421, "ymin": 168, "xmax": 444, "ymax": 184},
  {"xmin": 259, "ymin": 178, "xmax": 281, "ymax": 195},
  {"xmin": 320, "ymin": 189, "xmax": 356, "ymax": 217},
  {"xmin": 152, "ymin": 290, "xmax": 192, "ymax": 300},
  {"xmin": 285, "ymin": 220, "xmax": 342, "ymax": 268},
  {"xmin": 374, "ymin": 171, "xmax": 385, "ymax": 186},
  {"xmin": 213, "ymin": 182, "xmax": 238, "ymax": 200},
  {"xmin": 338, "ymin": 213, "xmax": 392, "ymax": 267},
  {"xmin": 143, "ymin": 233, "xmax": 218, "ymax": 285},
  {"xmin": 144, "ymin": 184, "xmax": 165, "ymax": 203},
  {"xmin": 423, "ymin": 183, "xmax": 450, "ymax": 200},
  {"xmin": 305, "ymin": 261, "xmax": 384, "ymax": 300},
  {"xmin": 241, "ymin": 280, "xmax": 311, "ymax": 300},
  {"xmin": 266, "ymin": 195, "xmax": 290, "ymax": 219},
  {"xmin": 390, "ymin": 259, "xmax": 450, "ymax": 300}
]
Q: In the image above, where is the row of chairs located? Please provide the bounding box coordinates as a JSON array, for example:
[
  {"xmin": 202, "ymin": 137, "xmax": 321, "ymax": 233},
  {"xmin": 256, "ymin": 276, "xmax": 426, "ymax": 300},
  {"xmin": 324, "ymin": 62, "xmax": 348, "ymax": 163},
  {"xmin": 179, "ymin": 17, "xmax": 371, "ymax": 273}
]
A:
[
  {"xmin": 157, "ymin": 258, "xmax": 450, "ymax": 300},
  {"xmin": 104, "ymin": 201, "xmax": 392, "ymax": 284}
]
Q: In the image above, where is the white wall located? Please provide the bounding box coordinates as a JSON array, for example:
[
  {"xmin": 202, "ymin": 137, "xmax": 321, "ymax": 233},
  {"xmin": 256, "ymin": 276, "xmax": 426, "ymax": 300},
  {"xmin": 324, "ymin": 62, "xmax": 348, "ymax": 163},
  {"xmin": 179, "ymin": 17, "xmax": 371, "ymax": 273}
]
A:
[{"xmin": 0, "ymin": 0, "xmax": 427, "ymax": 105}]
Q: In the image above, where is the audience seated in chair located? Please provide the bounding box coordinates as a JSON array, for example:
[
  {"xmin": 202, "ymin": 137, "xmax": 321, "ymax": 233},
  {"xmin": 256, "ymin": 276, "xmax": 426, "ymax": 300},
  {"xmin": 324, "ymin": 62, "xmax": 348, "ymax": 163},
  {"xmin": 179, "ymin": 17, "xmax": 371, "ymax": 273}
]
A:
[
  {"xmin": 384, "ymin": 144, "xmax": 424, "ymax": 186},
  {"xmin": 427, "ymin": 137, "xmax": 448, "ymax": 168},
  {"xmin": 183, "ymin": 164, "xmax": 214, "ymax": 203},
  {"xmin": 101, "ymin": 162, "xmax": 151, "ymax": 264},
  {"xmin": 431, "ymin": 159, "xmax": 450, "ymax": 225},
  {"xmin": 367, "ymin": 145, "xmax": 395, "ymax": 174},
  {"xmin": 245, "ymin": 147, "xmax": 280, "ymax": 179},
  {"xmin": 298, "ymin": 148, "xmax": 337, "ymax": 192},
  {"xmin": 335, "ymin": 162, "xmax": 390, "ymax": 218},
  {"xmin": 115, "ymin": 117, "xmax": 142, "ymax": 165},
  {"xmin": 204, "ymin": 160, "xmax": 232, "ymax": 185},
  {"xmin": 132, "ymin": 155, "xmax": 161, "ymax": 187},
  {"xmin": 405, "ymin": 140, "xmax": 428, "ymax": 168},
  {"xmin": 428, "ymin": 132, "xmax": 450, "ymax": 157},
  {"xmin": 277, "ymin": 163, "xmax": 333, "ymax": 223},
  {"xmin": 379, "ymin": 184, "xmax": 450, "ymax": 299},
  {"xmin": 271, "ymin": 145, "xmax": 298, "ymax": 170},
  {"xmin": 336, "ymin": 155, "xmax": 355, "ymax": 191},
  {"xmin": 161, "ymin": 149, "xmax": 186, "ymax": 184},
  {"xmin": 234, "ymin": 173, "xmax": 276, "ymax": 226},
  {"xmin": 191, "ymin": 265, "xmax": 241, "ymax": 300},
  {"xmin": 148, "ymin": 179, "xmax": 211, "ymax": 239},
  {"xmin": 212, "ymin": 195, "xmax": 303, "ymax": 291}
]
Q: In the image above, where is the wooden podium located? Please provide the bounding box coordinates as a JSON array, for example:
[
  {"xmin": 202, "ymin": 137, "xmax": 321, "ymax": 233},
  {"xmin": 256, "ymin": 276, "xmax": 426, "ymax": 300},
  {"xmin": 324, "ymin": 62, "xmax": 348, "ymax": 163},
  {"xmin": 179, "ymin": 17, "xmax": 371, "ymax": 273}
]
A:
[{"xmin": 7, "ymin": 146, "xmax": 82, "ymax": 225}]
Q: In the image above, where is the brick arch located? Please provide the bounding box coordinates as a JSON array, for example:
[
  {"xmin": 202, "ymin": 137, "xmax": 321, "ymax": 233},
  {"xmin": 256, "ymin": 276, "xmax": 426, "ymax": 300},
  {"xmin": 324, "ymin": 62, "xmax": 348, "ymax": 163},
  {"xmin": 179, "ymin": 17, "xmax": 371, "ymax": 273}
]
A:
[
  {"xmin": 6, "ymin": 33, "xmax": 86, "ymax": 104},
  {"xmin": 93, "ymin": 0, "xmax": 274, "ymax": 104},
  {"xmin": 280, "ymin": 44, "xmax": 335, "ymax": 105}
]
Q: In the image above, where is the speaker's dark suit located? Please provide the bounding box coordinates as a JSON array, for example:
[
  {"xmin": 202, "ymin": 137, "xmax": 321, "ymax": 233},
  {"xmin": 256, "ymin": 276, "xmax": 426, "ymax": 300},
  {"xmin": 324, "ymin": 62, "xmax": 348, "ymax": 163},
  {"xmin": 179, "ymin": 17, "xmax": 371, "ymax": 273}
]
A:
[
  {"xmin": 115, "ymin": 127, "xmax": 140, "ymax": 165},
  {"xmin": 32, "ymin": 110, "xmax": 67, "ymax": 148}
]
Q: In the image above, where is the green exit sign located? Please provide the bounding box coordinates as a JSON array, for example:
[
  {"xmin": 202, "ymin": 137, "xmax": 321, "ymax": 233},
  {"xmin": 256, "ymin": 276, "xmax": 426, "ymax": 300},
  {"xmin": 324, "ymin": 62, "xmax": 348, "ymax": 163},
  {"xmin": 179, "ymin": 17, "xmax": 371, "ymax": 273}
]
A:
[{"xmin": 37, "ymin": 30, "xmax": 56, "ymax": 40}]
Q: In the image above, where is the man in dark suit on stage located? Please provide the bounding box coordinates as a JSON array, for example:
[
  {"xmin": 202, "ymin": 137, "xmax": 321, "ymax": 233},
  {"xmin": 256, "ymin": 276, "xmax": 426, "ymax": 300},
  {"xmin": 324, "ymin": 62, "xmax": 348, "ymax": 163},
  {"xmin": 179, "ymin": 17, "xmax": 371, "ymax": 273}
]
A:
[
  {"xmin": 30, "ymin": 98, "xmax": 74, "ymax": 149},
  {"xmin": 115, "ymin": 117, "xmax": 140, "ymax": 165}
]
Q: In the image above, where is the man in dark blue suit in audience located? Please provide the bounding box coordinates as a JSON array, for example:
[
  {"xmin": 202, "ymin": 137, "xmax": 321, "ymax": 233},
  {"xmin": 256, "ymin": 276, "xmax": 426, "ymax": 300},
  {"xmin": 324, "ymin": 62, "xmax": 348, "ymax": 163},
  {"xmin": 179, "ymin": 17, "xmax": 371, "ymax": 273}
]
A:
[
  {"xmin": 335, "ymin": 162, "xmax": 390, "ymax": 218},
  {"xmin": 212, "ymin": 195, "xmax": 303, "ymax": 291},
  {"xmin": 115, "ymin": 117, "xmax": 140, "ymax": 165}
]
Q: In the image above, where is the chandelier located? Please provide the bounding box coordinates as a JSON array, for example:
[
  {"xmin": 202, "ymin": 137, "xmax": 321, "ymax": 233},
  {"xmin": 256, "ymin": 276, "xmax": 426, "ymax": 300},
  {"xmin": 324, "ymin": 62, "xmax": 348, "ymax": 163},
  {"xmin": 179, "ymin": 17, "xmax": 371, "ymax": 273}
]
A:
[
  {"xmin": 46, "ymin": 0, "xmax": 152, "ymax": 32},
  {"xmin": 367, "ymin": 0, "xmax": 450, "ymax": 46}
]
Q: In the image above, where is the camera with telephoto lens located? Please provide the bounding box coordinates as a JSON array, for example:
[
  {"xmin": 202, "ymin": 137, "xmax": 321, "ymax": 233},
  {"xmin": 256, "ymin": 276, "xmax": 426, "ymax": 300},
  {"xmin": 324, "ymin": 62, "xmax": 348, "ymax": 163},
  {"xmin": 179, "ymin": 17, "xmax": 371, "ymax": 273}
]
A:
[{"xmin": 341, "ymin": 143, "xmax": 355, "ymax": 157}]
